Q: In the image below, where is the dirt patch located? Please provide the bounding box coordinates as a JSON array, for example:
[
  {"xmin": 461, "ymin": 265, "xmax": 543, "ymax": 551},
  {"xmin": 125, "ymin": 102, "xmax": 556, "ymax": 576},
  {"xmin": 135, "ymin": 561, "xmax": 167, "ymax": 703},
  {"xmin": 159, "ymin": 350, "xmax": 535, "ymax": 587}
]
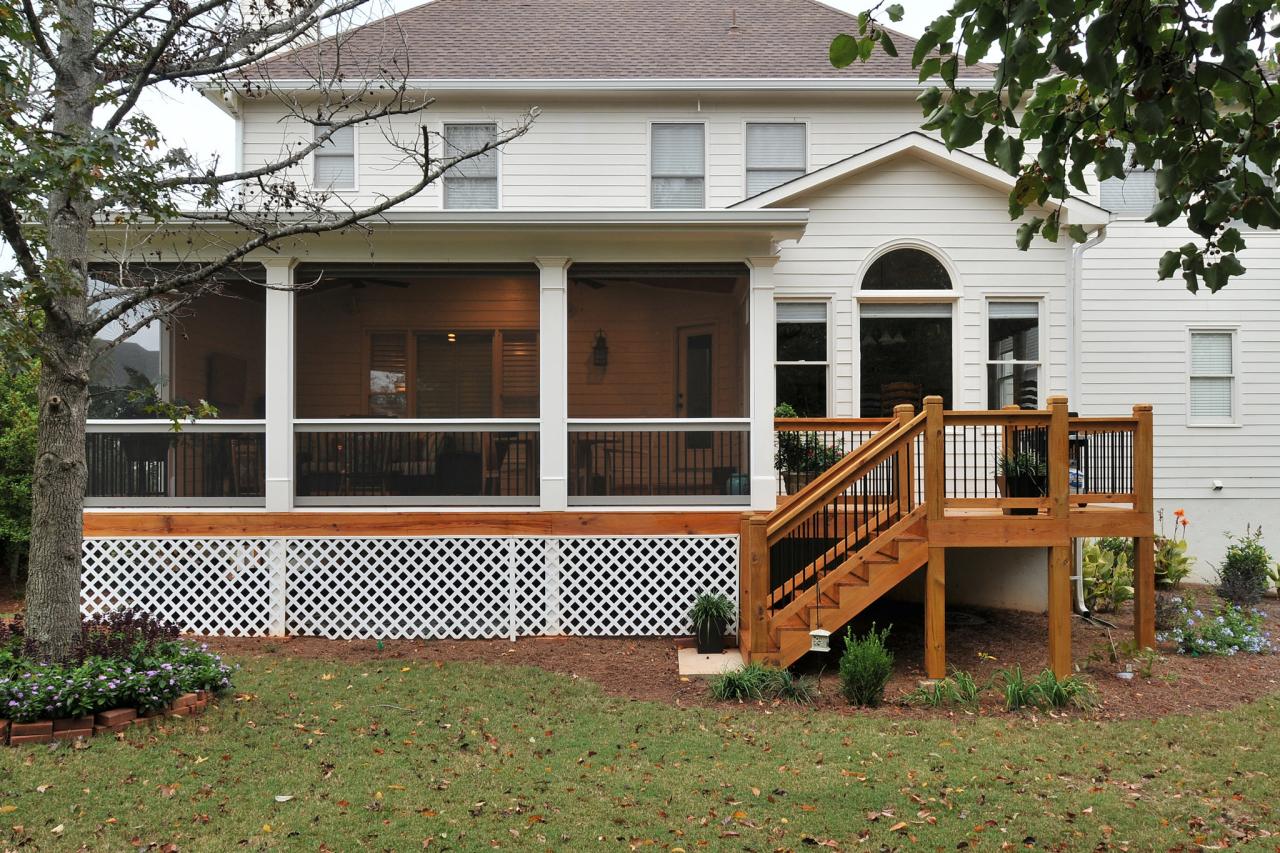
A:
[{"xmin": 204, "ymin": 585, "xmax": 1280, "ymax": 720}]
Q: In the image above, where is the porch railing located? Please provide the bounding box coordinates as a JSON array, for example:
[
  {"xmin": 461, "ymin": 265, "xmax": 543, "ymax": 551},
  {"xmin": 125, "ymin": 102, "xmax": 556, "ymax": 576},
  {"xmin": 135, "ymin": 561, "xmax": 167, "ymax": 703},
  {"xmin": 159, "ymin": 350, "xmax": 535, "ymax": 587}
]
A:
[
  {"xmin": 85, "ymin": 420, "xmax": 266, "ymax": 506},
  {"xmin": 774, "ymin": 417, "xmax": 890, "ymax": 496},
  {"xmin": 567, "ymin": 419, "xmax": 750, "ymax": 504},
  {"xmin": 293, "ymin": 420, "xmax": 539, "ymax": 506}
]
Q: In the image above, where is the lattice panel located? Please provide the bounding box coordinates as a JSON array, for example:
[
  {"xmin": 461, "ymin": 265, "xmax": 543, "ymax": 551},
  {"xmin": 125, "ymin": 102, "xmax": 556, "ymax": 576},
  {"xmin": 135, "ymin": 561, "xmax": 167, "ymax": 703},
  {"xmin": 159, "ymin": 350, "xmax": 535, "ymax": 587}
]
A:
[
  {"xmin": 286, "ymin": 537, "xmax": 549, "ymax": 640},
  {"xmin": 82, "ymin": 538, "xmax": 280, "ymax": 636},
  {"xmin": 555, "ymin": 536, "xmax": 738, "ymax": 636}
]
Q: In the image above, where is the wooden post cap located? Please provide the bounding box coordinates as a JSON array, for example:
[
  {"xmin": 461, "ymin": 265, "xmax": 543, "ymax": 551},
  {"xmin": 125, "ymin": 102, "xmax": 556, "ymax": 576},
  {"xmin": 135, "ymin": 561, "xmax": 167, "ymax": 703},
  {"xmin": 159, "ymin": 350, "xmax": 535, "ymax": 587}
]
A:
[
  {"xmin": 1047, "ymin": 395, "xmax": 1068, "ymax": 406},
  {"xmin": 1132, "ymin": 403, "xmax": 1153, "ymax": 413},
  {"xmin": 892, "ymin": 403, "xmax": 915, "ymax": 417}
]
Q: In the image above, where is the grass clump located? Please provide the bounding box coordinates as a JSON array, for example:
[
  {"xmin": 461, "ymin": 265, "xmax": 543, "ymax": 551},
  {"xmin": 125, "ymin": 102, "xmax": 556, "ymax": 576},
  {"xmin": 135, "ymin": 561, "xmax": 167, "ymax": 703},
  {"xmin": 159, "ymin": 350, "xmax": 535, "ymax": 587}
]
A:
[
  {"xmin": 996, "ymin": 665, "xmax": 1097, "ymax": 712},
  {"xmin": 908, "ymin": 668, "xmax": 981, "ymax": 708},
  {"xmin": 838, "ymin": 623, "xmax": 893, "ymax": 707},
  {"xmin": 707, "ymin": 662, "xmax": 817, "ymax": 704}
]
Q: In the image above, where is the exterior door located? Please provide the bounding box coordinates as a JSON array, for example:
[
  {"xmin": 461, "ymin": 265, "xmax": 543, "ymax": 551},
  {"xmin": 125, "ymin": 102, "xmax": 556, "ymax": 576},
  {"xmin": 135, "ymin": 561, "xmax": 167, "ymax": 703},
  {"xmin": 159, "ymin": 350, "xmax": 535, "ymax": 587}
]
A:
[{"xmin": 676, "ymin": 325, "xmax": 714, "ymax": 450}]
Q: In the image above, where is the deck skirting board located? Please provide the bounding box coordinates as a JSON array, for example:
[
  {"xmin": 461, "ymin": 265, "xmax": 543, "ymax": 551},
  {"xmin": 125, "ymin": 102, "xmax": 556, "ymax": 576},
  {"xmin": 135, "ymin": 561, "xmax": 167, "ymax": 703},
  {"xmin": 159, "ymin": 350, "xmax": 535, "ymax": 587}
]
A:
[{"xmin": 81, "ymin": 533, "xmax": 738, "ymax": 641}]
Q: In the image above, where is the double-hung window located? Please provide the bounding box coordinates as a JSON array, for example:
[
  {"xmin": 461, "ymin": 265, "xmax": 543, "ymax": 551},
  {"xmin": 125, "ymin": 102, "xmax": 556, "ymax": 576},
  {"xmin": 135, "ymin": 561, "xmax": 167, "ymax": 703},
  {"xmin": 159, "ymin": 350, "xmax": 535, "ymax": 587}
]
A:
[
  {"xmin": 443, "ymin": 122, "xmax": 499, "ymax": 209},
  {"xmin": 651, "ymin": 123, "xmax": 705, "ymax": 208},
  {"xmin": 1099, "ymin": 168, "xmax": 1157, "ymax": 218},
  {"xmin": 314, "ymin": 125, "xmax": 355, "ymax": 190},
  {"xmin": 775, "ymin": 302, "xmax": 828, "ymax": 417},
  {"xmin": 1188, "ymin": 329, "xmax": 1236, "ymax": 425},
  {"xmin": 986, "ymin": 301, "xmax": 1041, "ymax": 409},
  {"xmin": 745, "ymin": 123, "xmax": 806, "ymax": 196}
]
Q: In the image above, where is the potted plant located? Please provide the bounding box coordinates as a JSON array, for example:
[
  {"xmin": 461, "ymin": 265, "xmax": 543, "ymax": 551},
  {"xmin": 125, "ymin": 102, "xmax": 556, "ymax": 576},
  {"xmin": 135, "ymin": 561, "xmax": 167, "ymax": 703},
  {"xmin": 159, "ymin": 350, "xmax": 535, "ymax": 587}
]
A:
[
  {"xmin": 774, "ymin": 403, "xmax": 845, "ymax": 494},
  {"xmin": 997, "ymin": 451, "xmax": 1046, "ymax": 515},
  {"xmin": 690, "ymin": 593, "xmax": 734, "ymax": 654}
]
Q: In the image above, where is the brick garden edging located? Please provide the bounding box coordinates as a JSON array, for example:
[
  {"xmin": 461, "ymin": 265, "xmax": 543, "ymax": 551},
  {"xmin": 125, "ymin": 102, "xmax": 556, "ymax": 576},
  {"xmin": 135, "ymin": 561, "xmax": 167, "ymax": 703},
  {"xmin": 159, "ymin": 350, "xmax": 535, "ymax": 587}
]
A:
[{"xmin": 0, "ymin": 690, "xmax": 213, "ymax": 746}]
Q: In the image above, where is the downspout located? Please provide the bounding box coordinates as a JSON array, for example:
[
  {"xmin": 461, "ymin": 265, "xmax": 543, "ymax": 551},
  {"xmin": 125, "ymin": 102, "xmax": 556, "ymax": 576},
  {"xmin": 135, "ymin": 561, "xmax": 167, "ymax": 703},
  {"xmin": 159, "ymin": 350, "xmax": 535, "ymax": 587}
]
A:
[{"xmin": 1068, "ymin": 225, "xmax": 1108, "ymax": 616}]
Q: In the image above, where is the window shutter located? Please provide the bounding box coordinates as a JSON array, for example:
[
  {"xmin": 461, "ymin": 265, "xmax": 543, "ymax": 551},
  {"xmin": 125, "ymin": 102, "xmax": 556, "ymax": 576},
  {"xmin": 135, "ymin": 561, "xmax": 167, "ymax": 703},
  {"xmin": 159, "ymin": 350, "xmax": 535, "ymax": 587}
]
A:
[
  {"xmin": 746, "ymin": 123, "xmax": 805, "ymax": 195},
  {"xmin": 444, "ymin": 123, "xmax": 499, "ymax": 209},
  {"xmin": 651, "ymin": 124, "xmax": 704, "ymax": 208},
  {"xmin": 776, "ymin": 302, "xmax": 826, "ymax": 322}
]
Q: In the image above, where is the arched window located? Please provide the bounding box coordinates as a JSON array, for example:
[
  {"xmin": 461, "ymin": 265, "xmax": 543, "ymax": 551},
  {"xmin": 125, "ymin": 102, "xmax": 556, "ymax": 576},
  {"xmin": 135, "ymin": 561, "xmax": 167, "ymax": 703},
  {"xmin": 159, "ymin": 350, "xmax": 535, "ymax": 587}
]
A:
[{"xmin": 860, "ymin": 248, "xmax": 951, "ymax": 290}]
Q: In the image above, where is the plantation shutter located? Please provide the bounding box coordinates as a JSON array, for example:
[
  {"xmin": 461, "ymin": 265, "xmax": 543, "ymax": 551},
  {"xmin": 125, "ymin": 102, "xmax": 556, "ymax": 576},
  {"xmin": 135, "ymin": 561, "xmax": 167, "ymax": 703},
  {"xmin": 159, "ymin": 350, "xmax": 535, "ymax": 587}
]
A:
[
  {"xmin": 745, "ymin": 123, "xmax": 806, "ymax": 196},
  {"xmin": 367, "ymin": 332, "xmax": 407, "ymax": 416},
  {"xmin": 651, "ymin": 123, "xmax": 705, "ymax": 208},
  {"xmin": 443, "ymin": 123, "xmax": 499, "ymax": 209},
  {"xmin": 500, "ymin": 331, "xmax": 538, "ymax": 417}
]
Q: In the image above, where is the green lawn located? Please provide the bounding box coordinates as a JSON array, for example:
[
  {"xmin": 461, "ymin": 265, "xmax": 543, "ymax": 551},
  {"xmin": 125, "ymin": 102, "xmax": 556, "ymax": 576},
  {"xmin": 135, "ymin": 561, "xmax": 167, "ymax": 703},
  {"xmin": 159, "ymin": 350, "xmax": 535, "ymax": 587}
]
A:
[{"xmin": 0, "ymin": 656, "xmax": 1276, "ymax": 850}]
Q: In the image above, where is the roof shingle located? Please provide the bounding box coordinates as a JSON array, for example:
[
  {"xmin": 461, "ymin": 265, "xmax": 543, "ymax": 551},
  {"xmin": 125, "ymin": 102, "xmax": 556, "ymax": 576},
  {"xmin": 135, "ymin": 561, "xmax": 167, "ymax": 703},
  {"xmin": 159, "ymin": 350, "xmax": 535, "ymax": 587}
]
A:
[{"xmin": 253, "ymin": 0, "xmax": 957, "ymax": 81}]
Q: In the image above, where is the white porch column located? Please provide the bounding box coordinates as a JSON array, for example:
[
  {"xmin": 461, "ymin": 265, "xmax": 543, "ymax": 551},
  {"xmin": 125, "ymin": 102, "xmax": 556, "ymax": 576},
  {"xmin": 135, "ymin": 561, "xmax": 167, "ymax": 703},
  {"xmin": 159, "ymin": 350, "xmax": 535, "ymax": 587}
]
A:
[
  {"xmin": 747, "ymin": 256, "xmax": 779, "ymax": 511},
  {"xmin": 262, "ymin": 258, "xmax": 297, "ymax": 512},
  {"xmin": 536, "ymin": 257, "xmax": 571, "ymax": 511}
]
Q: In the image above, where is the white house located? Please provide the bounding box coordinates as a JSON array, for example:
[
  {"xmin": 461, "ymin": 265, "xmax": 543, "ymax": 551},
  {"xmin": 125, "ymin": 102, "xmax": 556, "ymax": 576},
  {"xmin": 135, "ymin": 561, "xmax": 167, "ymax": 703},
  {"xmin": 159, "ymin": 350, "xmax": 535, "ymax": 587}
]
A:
[{"xmin": 84, "ymin": 0, "xmax": 1273, "ymax": 674}]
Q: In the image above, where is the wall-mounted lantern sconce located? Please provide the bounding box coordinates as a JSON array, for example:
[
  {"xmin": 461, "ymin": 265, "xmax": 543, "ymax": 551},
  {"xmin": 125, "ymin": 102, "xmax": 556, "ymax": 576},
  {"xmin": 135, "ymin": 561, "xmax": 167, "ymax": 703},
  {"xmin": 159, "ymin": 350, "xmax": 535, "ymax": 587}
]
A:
[{"xmin": 592, "ymin": 329, "xmax": 609, "ymax": 367}]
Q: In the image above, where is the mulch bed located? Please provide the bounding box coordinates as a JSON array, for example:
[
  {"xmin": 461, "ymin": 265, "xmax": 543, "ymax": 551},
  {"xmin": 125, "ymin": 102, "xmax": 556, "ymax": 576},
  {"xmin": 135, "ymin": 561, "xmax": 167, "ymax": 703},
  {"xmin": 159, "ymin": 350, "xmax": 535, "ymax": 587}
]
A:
[{"xmin": 204, "ymin": 585, "xmax": 1280, "ymax": 721}]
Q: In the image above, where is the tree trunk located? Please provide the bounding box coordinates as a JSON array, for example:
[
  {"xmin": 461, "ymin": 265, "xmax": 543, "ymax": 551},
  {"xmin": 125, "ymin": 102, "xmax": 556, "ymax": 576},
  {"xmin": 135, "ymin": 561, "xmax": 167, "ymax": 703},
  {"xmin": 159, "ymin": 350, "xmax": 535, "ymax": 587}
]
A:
[{"xmin": 24, "ymin": 0, "xmax": 98, "ymax": 661}]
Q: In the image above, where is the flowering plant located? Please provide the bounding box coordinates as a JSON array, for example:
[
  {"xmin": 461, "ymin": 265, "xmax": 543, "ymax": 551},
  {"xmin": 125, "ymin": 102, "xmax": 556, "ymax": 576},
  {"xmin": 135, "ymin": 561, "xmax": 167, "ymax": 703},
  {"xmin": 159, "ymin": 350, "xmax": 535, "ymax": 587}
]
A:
[
  {"xmin": 1158, "ymin": 595, "xmax": 1273, "ymax": 656},
  {"xmin": 1151, "ymin": 508, "xmax": 1196, "ymax": 589}
]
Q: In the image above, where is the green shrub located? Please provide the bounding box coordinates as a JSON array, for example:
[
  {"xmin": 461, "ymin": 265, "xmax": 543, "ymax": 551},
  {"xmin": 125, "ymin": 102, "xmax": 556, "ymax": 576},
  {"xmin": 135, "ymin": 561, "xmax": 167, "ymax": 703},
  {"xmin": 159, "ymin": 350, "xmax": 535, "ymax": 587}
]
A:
[
  {"xmin": 996, "ymin": 665, "xmax": 1096, "ymax": 712},
  {"xmin": 838, "ymin": 623, "xmax": 894, "ymax": 707},
  {"xmin": 1081, "ymin": 540, "xmax": 1134, "ymax": 613},
  {"xmin": 1217, "ymin": 526, "xmax": 1272, "ymax": 605},
  {"xmin": 0, "ymin": 359, "xmax": 37, "ymax": 586},
  {"xmin": 1096, "ymin": 537, "xmax": 1133, "ymax": 563},
  {"xmin": 1158, "ymin": 595, "xmax": 1273, "ymax": 655},
  {"xmin": 707, "ymin": 663, "xmax": 817, "ymax": 704},
  {"xmin": 689, "ymin": 593, "xmax": 734, "ymax": 634},
  {"xmin": 908, "ymin": 668, "xmax": 981, "ymax": 708}
]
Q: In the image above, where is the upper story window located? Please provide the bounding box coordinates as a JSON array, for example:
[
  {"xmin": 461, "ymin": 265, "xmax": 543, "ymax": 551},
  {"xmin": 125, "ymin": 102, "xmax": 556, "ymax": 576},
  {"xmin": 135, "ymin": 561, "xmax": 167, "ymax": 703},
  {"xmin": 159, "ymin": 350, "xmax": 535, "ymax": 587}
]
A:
[
  {"xmin": 1188, "ymin": 329, "xmax": 1237, "ymax": 425},
  {"xmin": 1100, "ymin": 168, "xmax": 1157, "ymax": 218},
  {"xmin": 651, "ymin": 123, "xmax": 705, "ymax": 208},
  {"xmin": 314, "ymin": 125, "xmax": 355, "ymax": 190},
  {"xmin": 986, "ymin": 301, "xmax": 1042, "ymax": 409},
  {"xmin": 746, "ymin": 123, "xmax": 806, "ymax": 196},
  {"xmin": 443, "ymin": 123, "xmax": 499, "ymax": 209},
  {"xmin": 861, "ymin": 248, "xmax": 952, "ymax": 290}
]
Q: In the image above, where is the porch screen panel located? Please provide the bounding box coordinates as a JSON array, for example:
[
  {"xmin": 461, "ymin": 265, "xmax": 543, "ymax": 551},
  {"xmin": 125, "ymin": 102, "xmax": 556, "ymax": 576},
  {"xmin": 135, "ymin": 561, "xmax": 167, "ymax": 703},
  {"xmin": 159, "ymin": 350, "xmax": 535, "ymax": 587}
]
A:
[
  {"xmin": 651, "ymin": 123, "xmax": 705, "ymax": 208},
  {"xmin": 443, "ymin": 123, "xmax": 499, "ymax": 209},
  {"xmin": 746, "ymin": 123, "xmax": 806, "ymax": 196}
]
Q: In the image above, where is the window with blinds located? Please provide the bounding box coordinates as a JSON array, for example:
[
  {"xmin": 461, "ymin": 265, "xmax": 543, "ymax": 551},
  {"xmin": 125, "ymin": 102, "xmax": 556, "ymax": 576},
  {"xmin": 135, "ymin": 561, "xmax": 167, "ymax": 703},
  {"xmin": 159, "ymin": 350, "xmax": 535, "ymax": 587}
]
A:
[
  {"xmin": 1189, "ymin": 329, "xmax": 1236, "ymax": 424},
  {"xmin": 775, "ymin": 301, "xmax": 828, "ymax": 417},
  {"xmin": 1100, "ymin": 169, "xmax": 1157, "ymax": 218},
  {"xmin": 314, "ymin": 125, "xmax": 355, "ymax": 190},
  {"xmin": 746, "ymin": 123, "xmax": 806, "ymax": 196},
  {"xmin": 368, "ymin": 332, "xmax": 407, "ymax": 416},
  {"xmin": 443, "ymin": 123, "xmax": 499, "ymax": 209},
  {"xmin": 986, "ymin": 301, "xmax": 1041, "ymax": 409},
  {"xmin": 366, "ymin": 329, "xmax": 537, "ymax": 417},
  {"xmin": 651, "ymin": 123, "xmax": 705, "ymax": 208}
]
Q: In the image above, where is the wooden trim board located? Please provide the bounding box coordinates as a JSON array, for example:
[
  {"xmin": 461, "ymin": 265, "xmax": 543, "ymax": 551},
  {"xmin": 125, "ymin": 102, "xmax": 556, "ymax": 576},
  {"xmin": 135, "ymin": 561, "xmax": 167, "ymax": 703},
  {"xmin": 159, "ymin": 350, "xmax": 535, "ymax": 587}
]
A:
[{"xmin": 83, "ymin": 510, "xmax": 742, "ymax": 538}]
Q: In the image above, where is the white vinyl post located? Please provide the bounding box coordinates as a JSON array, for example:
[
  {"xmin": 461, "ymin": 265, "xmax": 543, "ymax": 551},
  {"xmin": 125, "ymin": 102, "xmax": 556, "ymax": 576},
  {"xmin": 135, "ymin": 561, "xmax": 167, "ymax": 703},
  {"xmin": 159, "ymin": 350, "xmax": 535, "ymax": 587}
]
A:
[
  {"xmin": 747, "ymin": 256, "xmax": 779, "ymax": 511},
  {"xmin": 263, "ymin": 258, "xmax": 296, "ymax": 513},
  {"xmin": 536, "ymin": 257, "xmax": 571, "ymax": 510}
]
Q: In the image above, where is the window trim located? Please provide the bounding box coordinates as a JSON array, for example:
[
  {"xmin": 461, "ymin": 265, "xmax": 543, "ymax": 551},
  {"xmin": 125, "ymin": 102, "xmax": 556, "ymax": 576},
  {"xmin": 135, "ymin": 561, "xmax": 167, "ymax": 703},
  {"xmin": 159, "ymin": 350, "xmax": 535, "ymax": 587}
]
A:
[
  {"xmin": 774, "ymin": 297, "xmax": 832, "ymax": 418},
  {"xmin": 983, "ymin": 297, "xmax": 1046, "ymax": 410},
  {"xmin": 441, "ymin": 121, "xmax": 503, "ymax": 210},
  {"xmin": 743, "ymin": 120, "xmax": 809, "ymax": 199},
  {"xmin": 648, "ymin": 120, "xmax": 708, "ymax": 209},
  {"xmin": 1186, "ymin": 325, "xmax": 1241, "ymax": 428},
  {"xmin": 312, "ymin": 123, "xmax": 358, "ymax": 192}
]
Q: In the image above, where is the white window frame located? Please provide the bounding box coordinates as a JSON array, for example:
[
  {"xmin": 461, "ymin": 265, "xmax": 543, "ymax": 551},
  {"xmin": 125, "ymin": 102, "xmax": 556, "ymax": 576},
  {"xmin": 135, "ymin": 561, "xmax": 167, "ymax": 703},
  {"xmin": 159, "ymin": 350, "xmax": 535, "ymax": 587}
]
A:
[
  {"xmin": 983, "ymin": 298, "xmax": 1045, "ymax": 410},
  {"xmin": 441, "ymin": 121, "xmax": 501, "ymax": 210},
  {"xmin": 648, "ymin": 120, "xmax": 707, "ymax": 209},
  {"xmin": 1186, "ymin": 326, "xmax": 1241, "ymax": 427},
  {"xmin": 743, "ymin": 121, "xmax": 808, "ymax": 199},
  {"xmin": 313, "ymin": 123, "xmax": 358, "ymax": 192},
  {"xmin": 774, "ymin": 298, "xmax": 832, "ymax": 418}
]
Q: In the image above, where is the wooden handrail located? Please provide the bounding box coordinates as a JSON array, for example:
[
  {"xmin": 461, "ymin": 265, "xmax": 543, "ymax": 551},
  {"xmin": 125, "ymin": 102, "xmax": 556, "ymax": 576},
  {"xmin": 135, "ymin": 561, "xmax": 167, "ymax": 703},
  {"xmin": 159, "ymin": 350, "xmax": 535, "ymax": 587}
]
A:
[
  {"xmin": 766, "ymin": 413, "xmax": 925, "ymax": 542},
  {"xmin": 775, "ymin": 417, "xmax": 892, "ymax": 431}
]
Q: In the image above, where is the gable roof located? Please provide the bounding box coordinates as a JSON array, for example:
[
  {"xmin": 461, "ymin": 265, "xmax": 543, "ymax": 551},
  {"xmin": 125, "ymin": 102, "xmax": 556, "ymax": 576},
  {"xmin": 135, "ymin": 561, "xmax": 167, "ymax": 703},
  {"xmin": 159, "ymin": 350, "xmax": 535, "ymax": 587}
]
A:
[
  {"xmin": 733, "ymin": 132, "xmax": 1110, "ymax": 227},
  {"xmin": 250, "ymin": 0, "xmax": 994, "ymax": 83}
]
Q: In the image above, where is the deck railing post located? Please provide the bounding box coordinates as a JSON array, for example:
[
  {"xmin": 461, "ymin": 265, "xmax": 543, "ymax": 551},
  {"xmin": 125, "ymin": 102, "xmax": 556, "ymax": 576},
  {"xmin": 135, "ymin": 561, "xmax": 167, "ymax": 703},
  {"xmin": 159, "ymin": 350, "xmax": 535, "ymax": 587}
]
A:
[
  {"xmin": 1132, "ymin": 403, "xmax": 1156, "ymax": 650},
  {"xmin": 1046, "ymin": 395, "xmax": 1072, "ymax": 677},
  {"xmin": 893, "ymin": 404, "xmax": 914, "ymax": 513},
  {"xmin": 923, "ymin": 396, "xmax": 944, "ymax": 522},
  {"xmin": 1047, "ymin": 396, "xmax": 1069, "ymax": 519},
  {"xmin": 740, "ymin": 513, "xmax": 770, "ymax": 660}
]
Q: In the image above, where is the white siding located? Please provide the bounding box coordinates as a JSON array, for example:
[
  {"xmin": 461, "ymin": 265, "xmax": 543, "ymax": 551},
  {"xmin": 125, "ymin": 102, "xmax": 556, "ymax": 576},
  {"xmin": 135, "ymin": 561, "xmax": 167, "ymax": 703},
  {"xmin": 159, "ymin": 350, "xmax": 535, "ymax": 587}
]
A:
[
  {"xmin": 771, "ymin": 152, "xmax": 1070, "ymax": 415},
  {"xmin": 1080, "ymin": 220, "xmax": 1280, "ymax": 575}
]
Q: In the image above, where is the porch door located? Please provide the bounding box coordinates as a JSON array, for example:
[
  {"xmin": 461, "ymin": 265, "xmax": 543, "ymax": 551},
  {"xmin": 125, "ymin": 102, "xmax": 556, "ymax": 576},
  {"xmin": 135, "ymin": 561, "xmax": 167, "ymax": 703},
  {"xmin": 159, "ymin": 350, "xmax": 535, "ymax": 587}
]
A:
[
  {"xmin": 858, "ymin": 303, "xmax": 953, "ymax": 416},
  {"xmin": 676, "ymin": 325, "xmax": 714, "ymax": 450}
]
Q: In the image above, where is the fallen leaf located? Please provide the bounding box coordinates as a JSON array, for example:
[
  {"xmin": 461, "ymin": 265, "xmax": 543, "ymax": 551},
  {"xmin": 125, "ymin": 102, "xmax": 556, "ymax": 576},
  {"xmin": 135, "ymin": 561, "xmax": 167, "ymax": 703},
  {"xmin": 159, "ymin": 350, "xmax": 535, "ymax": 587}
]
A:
[{"xmin": 274, "ymin": 795, "xmax": 294, "ymax": 803}]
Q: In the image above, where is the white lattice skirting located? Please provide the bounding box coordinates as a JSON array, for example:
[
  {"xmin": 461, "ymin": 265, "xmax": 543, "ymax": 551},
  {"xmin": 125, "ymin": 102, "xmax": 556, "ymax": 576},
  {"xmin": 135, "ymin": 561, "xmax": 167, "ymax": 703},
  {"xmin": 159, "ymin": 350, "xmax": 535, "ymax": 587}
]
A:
[{"xmin": 82, "ymin": 535, "xmax": 738, "ymax": 640}]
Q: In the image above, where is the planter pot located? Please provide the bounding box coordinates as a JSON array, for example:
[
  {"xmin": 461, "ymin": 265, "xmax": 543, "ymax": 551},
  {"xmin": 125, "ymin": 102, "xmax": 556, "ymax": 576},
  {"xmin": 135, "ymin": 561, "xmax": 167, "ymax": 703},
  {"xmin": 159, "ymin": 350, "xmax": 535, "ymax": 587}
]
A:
[
  {"xmin": 783, "ymin": 472, "xmax": 815, "ymax": 496},
  {"xmin": 695, "ymin": 617, "xmax": 727, "ymax": 654},
  {"xmin": 999, "ymin": 472, "xmax": 1046, "ymax": 516}
]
